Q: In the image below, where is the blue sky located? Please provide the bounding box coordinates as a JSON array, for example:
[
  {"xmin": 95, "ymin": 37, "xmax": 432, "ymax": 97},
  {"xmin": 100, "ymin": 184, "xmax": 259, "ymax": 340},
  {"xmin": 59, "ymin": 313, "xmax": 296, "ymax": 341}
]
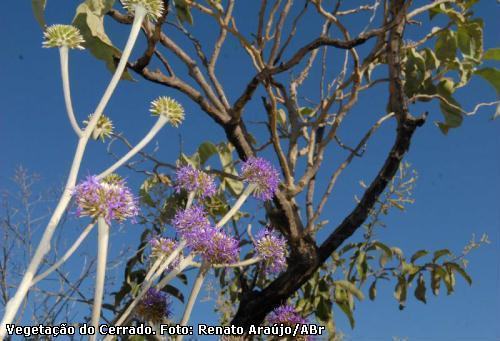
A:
[{"xmin": 0, "ymin": 1, "xmax": 498, "ymax": 340}]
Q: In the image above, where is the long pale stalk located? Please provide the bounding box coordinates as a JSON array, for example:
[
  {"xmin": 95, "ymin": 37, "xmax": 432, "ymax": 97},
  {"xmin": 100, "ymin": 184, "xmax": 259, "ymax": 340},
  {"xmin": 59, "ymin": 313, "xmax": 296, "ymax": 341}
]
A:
[
  {"xmin": 31, "ymin": 222, "xmax": 96, "ymax": 285},
  {"xmin": 0, "ymin": 7, "xmax": 147, "ymax": 337},
  {"xmin": 97, "ymin": 116, "xmax": 168, "ymax": 179},
  {"xmin": 215, "ymin": 183, "xmax": 256, "ymax": 228},
  {"xmin": 90, "ymin": 218, "xmax": 110, "ymax": 341},
  {"xmin": 59, "ymin": 46, "xmax": 82, "ymax": 136},
  {"xmin": 177, "ymin": 261, "xmax": 210, "ymax": 341}
]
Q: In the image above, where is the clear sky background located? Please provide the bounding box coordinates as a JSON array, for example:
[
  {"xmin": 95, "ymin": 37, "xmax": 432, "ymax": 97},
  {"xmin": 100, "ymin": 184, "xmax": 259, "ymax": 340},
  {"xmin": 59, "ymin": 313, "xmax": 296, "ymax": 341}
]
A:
[{"xmin": 0, "ymin": 1, "xmax": 499, "ymax": 340}]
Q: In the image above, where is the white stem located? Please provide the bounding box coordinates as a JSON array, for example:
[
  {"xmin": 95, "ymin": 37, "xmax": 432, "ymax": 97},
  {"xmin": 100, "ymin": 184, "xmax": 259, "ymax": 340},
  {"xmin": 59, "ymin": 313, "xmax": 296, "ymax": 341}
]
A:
[
  {"xmin": 190, "ymin": 257, "xmax": 262, "ymax": 269},
  {"xmin": 0, "ymin": 137, "xmax": 88, "ymax": 337},
  {"xmin": 144, "ymin": 256, "xmax": 165, "ymax": 282},
  {"xmin": 90, "ymin": 218, "xmax": 110, "ymax": 341},
  {"xmin": 0, "ymin": 8, "xmax": 147, "ymax": 336},
  {"xmin": 81, "ymin": 5, "xmax": 147, "ymax": 140},
  {"xmin": 177, "ymin": 261, "xmax": 209, "ymax": 341},
  {"xmin": 32, "ymin": 222, "xmax": 96, "ymax": 285},
  {"xmin": 155, "ymin": 255, "xmax": 193, "ymax": 291},
  {"xmin": 59, "ymin": 46, "xmax": 82, "ymax": 137},
  {"xmin": 97, "ymin": 116, "xmax": 168, "ymax": 180},
  {"xmin": 215, "ymin": 183, "xmax": 256, "ymax": 228},
  {"xmin": 186, "ymin": 191, "xmax": 195, "ymax": 209}
]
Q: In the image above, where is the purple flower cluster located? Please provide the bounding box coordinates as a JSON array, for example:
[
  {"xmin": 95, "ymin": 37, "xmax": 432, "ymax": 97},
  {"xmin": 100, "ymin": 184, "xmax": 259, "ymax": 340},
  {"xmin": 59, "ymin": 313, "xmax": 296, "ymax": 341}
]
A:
[
  {"xmin": 241, "ymin": 157, "xmax": 280, "ymax": 201},
  {"xmin": 193, "ymin": 229, "xmax": 239, "ymax": 265},
  {"xmin": 73, "ymin": 175, "xmax": 139, "ymax": 224},
  {"xmin": 267, "ymin": 304, "xmax": 307, "ymax": 326},
  {"xmin": 149, "ymin": 236, "xmax": 181, "ymax": 268},
  {"xmin": 172, "ymin": 205, "xmax": 239, "ymax": 264},
  {"xmin": 172, "ymin": 205, "xmax": 212, "ymax": 240},
  {"xmin": 255, "ymin": 228, "xmax": 287, "ymax": 274},
  {"xmin": 175, "ymin": 165, "xmax": 216, "ymax": 198},
  {"xmin": 136, "ymin": 288, "xmax": 171, "ymax": 323}
]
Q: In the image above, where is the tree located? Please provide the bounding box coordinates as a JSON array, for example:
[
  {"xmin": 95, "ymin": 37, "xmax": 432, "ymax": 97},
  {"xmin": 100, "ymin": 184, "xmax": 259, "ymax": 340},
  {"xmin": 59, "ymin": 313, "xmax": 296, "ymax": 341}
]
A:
[{"xmin": 1, "ymin": 0, "xmax": 497, "ymax": 339}]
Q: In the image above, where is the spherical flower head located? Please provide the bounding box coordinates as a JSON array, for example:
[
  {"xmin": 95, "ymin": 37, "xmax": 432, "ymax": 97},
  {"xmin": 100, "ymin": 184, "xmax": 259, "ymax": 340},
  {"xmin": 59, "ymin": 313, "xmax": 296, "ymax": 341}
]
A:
[
  {"xmin": 241, "ymin": 157, "xmax": 280, "ymax": 201},
  {"xmin": 136, "ymin": 288, "xmax": 171, "ymax": 324},
  {"xmin": 150, "ymin": 96, "xmax": 185, "ymax": 127},
  {"xmin": 73, "ymin": 174, "xmax": 139, "ymax": 224},
  {"xmin": 121, "ymin": 0, "xmax": 164, "ymax": 21},
  {"xmin": 267, "ymin": 304, "xmax": 307, "ymax": 326},
  {"xmin": 175, "ymin": 165, "xmax": 216, "ymax": 198},
  {"xmin": 83, "ymin": 114, "xmax": 114, "ymax": 142},
  {"xmin": 149, "ymin": 237, "xmax": 181, "ymax": 268},
  {"xmin": 193, "ymin": 229, "xmax": 240, "ymax": 265},
  {"xmin": 255, "ymin": 228, "xmax": 287, "ymax": 274},
  {"xmin": 43, "ymin": 24, "xmax": 85, "ymax": 49},
  {"xmin": 172, "ymin": 205, "xmax": 211, "ymax": 241}
]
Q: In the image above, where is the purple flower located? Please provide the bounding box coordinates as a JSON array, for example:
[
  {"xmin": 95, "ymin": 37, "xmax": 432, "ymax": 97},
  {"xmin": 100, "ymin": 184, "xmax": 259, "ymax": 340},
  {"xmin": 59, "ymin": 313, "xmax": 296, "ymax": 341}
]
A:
[
  {"xmin": 241, "ymin": 157, "xmax": 280, "ymax": 201},
  {"xmin": 172, "ymin": 205, "xmax": 211, "ymax": 242},
  {"xmin": 267, "ymin": 304, "xmax": 307, "ymax": 326},
  {"xmin": 149, "ymin": 237, "xmax": 181, "ymax": 268},
  {"xmin": 255, "ymin": 228, "xmax": 287, "ymax": 274},
  {"xmin": 73, "ymin": 174, "xmax": 139, "ymax": 224},
  {"xmin": 175, "ymin": 165, "xmax": 216, "ymax": 198},
  {"xmin": 192, "ymin": 229, "xmax": 240, "ymax": 265},
  {"xmin": 136, "ymin": 288, "xmax": 171, "ymax": 323}
]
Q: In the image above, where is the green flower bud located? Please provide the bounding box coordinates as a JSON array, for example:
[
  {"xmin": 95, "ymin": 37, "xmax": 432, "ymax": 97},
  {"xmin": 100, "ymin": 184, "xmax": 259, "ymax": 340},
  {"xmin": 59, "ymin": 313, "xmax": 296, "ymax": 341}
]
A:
[
  {"xmin": 150, "ymin": 96, "xmax": 185, "ymax": 127},
  {"xmin": 43, "ymin": 25, "xmax": 85, "ymax": 50},
  {"xmin": 121, "ymin": 0, "xmax": 164, "ymax": 21},
  {"xmin": 83, "ymin": 114, "xmax": 114, "ymax": 142}
]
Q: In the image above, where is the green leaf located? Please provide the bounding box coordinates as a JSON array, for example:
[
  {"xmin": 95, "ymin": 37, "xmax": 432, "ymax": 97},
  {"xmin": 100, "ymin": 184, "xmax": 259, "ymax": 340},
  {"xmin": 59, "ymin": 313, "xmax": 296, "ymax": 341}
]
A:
[
  {"xmin": 431, "ymin": 266, "xmax": 445, "ymax": 296},
  {"xmin": 433, "ymin": 249, "xmax": 452, "ymax": 263},
  {"xmin": 32, "ymin": 0, "xmax": 47, "ymax": 28},
  {"xmin": 335, "ymin": 280, "xmax": 364, "ymax": 301},
  {"xmin": 356, "ymin": 252, "xmax": 368, "ymax": 284},
  {"xmin": 435, "ymin": 30, "xmax": 457, "ymax": 63},
  {"xmin": 404, "ymin": 48, "xmax": 426, "ymax": 97},
  {"xmin": 446, "ymin": 262, "xmax": 472, "ymax": 285},
  {"xmin": 484, "ymin": 48, "xmax": 500, "ymax": 61},
  {"xmin": 299, "ymin": 107, "xmax": 315, "ymax": 117},
  {"xmin": 175, "ymin": 0, "xmax": 194, "ymax": 25},
  {"xmin": 337, "ymin": 301, "xmax": 355, "ymax": 329},
  {"xmin": 414, "ymin": 273, "xmax": 427, "ymax": 303},
  {"xmin": 475, "ymin": 67, "xmax": 500, "ymax": 94},
  {"xmin": 277, "ymin": 108, "xmax": 287, "ymax": 126},
  {"xmin": 457, "ymin": 19, "xmax": 483, "ymax": 61},
  {"xmin": 198, "ymin": 141, "xmax": 218, "ymax": 165},
  {"xmin": 443, "ymin": 266, "xmax": 456, "ymax": 295},
  {"xmin": 73, "ymin": 0, "xmax": 133, "ymax": 80},
  {"xmin": 369, "ymin": 281, "xmax": 377, "ymax": 301},
  {"xmin": 161, "ymin": 284, "xmax": 184, "ymax": 303},
  {"xmin": 422, "ymin": 48, "xmax": 440, "ymax": 70},
  {"xmin": 315, "ymin": 297, "xmax": 332, "ymax": 322},
  {"xmin": 216, "ymin": 143, "xmax": 243, "ymax": 195},
  {"xmin": 402, "ymin": 261, "xmax": 419, "ymax": 276},
  {"xmin": 394, "ymin": 276, "xmax": 407, "ymax": 310},
  {"xmin": 436, "ymin": 79, "xmax": 463, "ymax": 133},
  {"xmin": 410, "ymin": 250, "xmax": 429, "ymax": 263}
]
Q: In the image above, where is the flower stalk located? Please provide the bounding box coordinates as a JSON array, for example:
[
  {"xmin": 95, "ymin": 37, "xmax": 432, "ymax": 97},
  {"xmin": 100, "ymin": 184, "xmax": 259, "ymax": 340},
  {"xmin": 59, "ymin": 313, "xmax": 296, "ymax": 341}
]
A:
[
  {"xmin": 32, "ymin": 222, "xmax": 96, "ymax": 285},
  {"xmin": 215, "ymin": 183, "xmax": 256, "ymax": 228},
  {"xmin": 90, "ymin": 217, "xmax": 110, "ymax": 341},
  {"xmin": 98, "ymin": 115, "xmax": 168, "ymax": 179},
  {"xmin": 177, "ymin": 261, "xmax": 210, "ymax": 341},
  {"xmin": 59, "ymin": 46, "xmax": 82, "ymax": 136}
]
